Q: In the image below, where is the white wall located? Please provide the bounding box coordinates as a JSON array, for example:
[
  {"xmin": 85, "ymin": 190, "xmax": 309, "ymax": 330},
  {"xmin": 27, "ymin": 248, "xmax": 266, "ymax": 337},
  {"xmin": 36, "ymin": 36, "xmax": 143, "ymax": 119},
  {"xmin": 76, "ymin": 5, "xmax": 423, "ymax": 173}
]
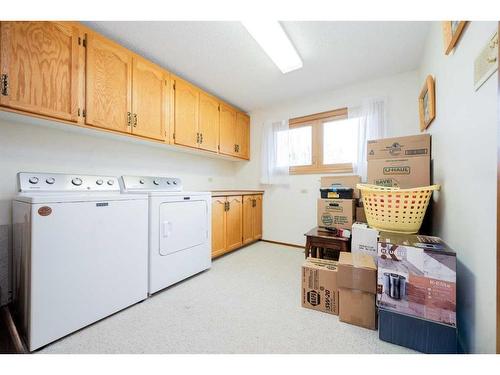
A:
[
  {"xmin": 418, "ymin": 21, "xmax": 498, "ymax": 354},
  {"xmin": 0, "ymin": 112, "xmax": 240, "ymax": 305},
  {"xmin": 234, "ymin": 70, "xmax": 420, "ymax": 245}
]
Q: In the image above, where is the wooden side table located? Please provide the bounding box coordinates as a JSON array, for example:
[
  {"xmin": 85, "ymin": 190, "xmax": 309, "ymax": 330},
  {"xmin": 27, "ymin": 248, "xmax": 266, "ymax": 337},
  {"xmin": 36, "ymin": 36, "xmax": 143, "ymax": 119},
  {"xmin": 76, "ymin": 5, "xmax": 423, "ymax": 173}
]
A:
[{"xmin": 304, "ymin": 227, "xmax": 350, "ymax": 260}]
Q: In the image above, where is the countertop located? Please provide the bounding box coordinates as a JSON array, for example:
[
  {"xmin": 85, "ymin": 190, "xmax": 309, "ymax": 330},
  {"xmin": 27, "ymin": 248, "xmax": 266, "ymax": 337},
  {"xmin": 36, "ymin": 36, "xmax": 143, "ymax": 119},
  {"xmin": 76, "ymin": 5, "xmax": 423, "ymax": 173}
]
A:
[{"xmin": 211, "ymin": 190, "xmax": 264, "ymax": 197}]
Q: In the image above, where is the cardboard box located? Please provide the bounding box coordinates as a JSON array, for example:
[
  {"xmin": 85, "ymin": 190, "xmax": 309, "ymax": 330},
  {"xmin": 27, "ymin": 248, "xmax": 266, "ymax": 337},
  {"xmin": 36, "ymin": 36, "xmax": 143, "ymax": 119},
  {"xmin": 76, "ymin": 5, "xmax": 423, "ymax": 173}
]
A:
[
  {"xmin": 337, "ymin": 252, "xmax": 377, "ymax": 294},
  {"xmin": 367, "ymin": 134, "xmax": 430, "ymax": 160},
  {"xmin": 379, "ymin": 308, "xmax": 457, "ymax": 353},
  {"xmin": 320, "ymin": 175, "xmax": 361, "ymax": 199},
  {"xmin": 317, "ymin": 199, "xmax": 355, "ymax": 230},
  {"xmin": 367, "ymin": 156, "xmax": 430, "ymax": 188},
  {"xmin": 355, "ymin": 206, "xmax": 367, "ymax": 223},
  {"xmin": 339, "ymin": 288, "xmax": 377, "ymax": 330},
  {"xmin": 351, "ymin": 223, "xmax": 378, "ymax": 261},
  {"xmin": 301, "ymin": 258, "xmax": 339, "ymax": 315},
  {"xmin": 377, "ymin": 232, "xmax": 456, "ymax": 327}
]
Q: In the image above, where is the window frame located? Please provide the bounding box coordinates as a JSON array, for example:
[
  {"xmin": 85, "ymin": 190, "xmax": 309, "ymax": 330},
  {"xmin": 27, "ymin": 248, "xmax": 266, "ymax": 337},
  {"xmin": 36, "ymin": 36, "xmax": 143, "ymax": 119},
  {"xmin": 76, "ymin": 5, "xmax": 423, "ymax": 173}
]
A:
[{"xmin": 288, "ymin": 107, "xmax": 354, "ymax": 175}]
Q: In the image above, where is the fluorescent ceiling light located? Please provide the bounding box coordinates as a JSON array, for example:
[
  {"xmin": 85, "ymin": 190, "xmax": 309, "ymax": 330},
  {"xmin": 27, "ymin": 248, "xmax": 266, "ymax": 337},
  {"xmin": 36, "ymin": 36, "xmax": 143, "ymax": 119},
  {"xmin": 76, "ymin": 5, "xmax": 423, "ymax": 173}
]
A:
[{"xmin": 242, "ymin": 21, "xmax": 303, "ymax": 74}]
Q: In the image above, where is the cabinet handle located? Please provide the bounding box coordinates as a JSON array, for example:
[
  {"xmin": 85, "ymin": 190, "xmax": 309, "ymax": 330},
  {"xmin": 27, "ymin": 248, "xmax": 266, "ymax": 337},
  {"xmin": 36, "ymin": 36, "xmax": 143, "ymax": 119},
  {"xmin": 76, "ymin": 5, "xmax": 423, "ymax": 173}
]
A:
[
  {"xmin": 1, "ymin": 74, "xmax": 9, "ymax": 96},
  {"xmin": 200, "ymin": 133, "xmax": 203, "ymax": 144},
  {"xmin": 127, "ymin": 112, "xmax": 132, "ymax": 127},
  {"xmin": 133, "ymin": 113, "xmax": 137, "ymax": 127},
  {"xmin": 196, "ymin": 132, "xmax": 200, "ymax": 144}
]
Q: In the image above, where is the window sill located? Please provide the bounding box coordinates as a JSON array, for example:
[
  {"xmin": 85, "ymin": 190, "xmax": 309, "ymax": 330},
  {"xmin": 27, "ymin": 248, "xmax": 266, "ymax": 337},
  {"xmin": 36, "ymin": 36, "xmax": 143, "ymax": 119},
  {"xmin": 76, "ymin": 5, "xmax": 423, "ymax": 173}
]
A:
[{"xmin": 289, "ymin": 164, "xmax": 353, "ymax": 175}]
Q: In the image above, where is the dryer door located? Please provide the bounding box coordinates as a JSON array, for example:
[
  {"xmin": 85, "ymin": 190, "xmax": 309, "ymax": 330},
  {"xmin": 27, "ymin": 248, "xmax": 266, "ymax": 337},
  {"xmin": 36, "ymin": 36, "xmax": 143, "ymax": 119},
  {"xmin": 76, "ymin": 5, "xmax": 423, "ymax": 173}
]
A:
[{"xmin": 159, "ymin": 199, "xmax": 208, "ymax": 256}]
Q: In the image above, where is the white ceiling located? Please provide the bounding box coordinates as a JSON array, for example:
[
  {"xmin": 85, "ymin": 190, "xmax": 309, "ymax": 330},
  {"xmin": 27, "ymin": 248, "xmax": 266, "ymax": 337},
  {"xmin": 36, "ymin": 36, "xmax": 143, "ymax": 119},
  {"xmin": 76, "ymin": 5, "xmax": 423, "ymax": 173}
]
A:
[{"xmin": 83, "ymin": 21, "xmax": 430, "ymax": 112}]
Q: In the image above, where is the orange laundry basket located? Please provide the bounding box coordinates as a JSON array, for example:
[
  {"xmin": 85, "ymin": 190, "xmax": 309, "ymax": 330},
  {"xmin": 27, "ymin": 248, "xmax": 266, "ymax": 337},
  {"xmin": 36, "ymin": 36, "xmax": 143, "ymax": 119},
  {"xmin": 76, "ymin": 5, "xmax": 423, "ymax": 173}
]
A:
[{"xmin": 357, "ymin": 184, "xmax": 440, "ymax": 234}]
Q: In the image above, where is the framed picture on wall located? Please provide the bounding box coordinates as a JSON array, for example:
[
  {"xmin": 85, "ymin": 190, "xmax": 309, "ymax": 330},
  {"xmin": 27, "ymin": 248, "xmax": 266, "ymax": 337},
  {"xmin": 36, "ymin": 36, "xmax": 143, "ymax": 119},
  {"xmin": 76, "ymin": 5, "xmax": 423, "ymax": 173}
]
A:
[
  {"xmin": 442, "ymin": 21, "xmax": 468, "ymax": 55},
  {"xmin": 419, "ymin": 75, "xmax": 435, "ymax": 131}
]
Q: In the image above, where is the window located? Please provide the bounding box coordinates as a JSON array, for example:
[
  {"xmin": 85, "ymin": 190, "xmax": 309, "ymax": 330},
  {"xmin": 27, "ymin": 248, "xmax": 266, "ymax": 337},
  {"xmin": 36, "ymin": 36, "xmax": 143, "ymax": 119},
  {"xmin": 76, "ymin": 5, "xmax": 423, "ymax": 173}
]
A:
[{"xmin": 286, "ymin": 108, "xmax": 358, "ymax": 174}]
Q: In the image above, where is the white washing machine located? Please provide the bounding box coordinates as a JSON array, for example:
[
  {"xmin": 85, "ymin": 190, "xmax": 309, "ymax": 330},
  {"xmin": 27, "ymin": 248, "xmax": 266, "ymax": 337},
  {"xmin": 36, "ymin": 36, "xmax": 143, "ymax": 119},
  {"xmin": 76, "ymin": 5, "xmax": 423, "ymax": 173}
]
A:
[
  {"xmin": 12, "ymin": 172, "xmax": 149, "ymax": 351},
  {"xmin": 120, "ymin": 176, "xmax": 211, "ymax": 294}
]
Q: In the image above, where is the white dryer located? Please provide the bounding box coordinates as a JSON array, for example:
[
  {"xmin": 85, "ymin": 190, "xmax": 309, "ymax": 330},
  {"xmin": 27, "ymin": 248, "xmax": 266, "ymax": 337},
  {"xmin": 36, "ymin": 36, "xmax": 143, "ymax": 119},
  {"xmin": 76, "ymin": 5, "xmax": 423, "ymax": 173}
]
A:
[
  {"xmin": 12, "ymin": 172, "xmax": 149, "ymax": 351},
  {"xmin": 120, "ymin": 176, "xmax": 211, "ymax": 294}
]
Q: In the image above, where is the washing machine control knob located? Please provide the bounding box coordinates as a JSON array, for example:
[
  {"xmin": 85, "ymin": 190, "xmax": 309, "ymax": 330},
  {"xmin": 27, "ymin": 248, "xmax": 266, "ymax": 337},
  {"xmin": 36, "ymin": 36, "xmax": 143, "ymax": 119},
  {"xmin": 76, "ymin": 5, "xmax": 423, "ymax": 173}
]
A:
[
  {"xmin": 139, "ymin": 179, "xmax": 145, "ymax": 184},
  {"xmin": 173, "ymin": 180, "xmax": 177, "ymax": 185},
  {"xmin": 153, "ymin": 180, "xmax": 160, "ymax": 185},
  {"xmin": 96, "ymin": 179, "xmax": 104, "ymax": 185},
  {"xmin": 29, "ymin": 177, "xmax": 39, "ymax": 184},
  {"xmin": 72, "ymin": 177, "xmax": 83, "ymax": 186},
  {"xmin": 166, "ymin": 180, "xmax": 171, "ymax": 185},
  {"xmin": 46, "ymin": 177, "xmax": 56, "ymax": 185},
  {"xmin": 107, "ymin": 180, "xmax": 114, "ymax": 186}
]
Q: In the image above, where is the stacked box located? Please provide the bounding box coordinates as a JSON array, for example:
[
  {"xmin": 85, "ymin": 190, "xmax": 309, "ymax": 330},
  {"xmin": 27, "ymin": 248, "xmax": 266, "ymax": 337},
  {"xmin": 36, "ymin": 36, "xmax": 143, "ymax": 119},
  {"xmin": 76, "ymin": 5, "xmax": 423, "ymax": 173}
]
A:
[
  {"xmin": 318, "ymin": 175, "xmax": 361, "ymax": 231},
  {"xmin": 351, "ymin": 223, "xmax": 378, "ymax": 261},
  {"xmin": 377, "ymin": 232, "xmax": 456, "ymax": 327},
  {"xmin": 367, "ymin": 134, "xmax": 431, "ymax": 188},
  {"xmin": 337, "ymin": 252, "xmax": 377, "ymax": 330},
  {"xmin": 317, "ymin": 199, "xmax": 355, "ymax": 230},
  {"xmin": 301, "ymin": 258, "xmax": 339, "ymax": 315}
]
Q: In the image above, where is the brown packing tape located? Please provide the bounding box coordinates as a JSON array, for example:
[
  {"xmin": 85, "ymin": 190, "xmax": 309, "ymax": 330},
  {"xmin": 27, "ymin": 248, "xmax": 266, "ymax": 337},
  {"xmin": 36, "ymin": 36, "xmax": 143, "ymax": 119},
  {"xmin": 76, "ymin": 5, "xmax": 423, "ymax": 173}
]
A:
[{"xmin": 337, "ymin": 252, "xmax": 377, "ymax": 294}]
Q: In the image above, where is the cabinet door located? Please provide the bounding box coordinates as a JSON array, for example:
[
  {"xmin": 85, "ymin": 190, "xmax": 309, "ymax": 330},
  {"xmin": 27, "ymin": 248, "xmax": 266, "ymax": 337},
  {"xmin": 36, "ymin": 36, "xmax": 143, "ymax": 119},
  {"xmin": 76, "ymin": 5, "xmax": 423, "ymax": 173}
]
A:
[
  {"xmin": 236, "ymin": 112, "xmax": 250, "ymax": 160},
  {"xmin": 219, "ymin": 104, "xmax": 237, "ymax": 156},
  {"xmin": 132, "ymin": 57, "xmax": 167, "ymax": 141},
  {"xmin": 0, "ymin": 22, "xmax": 82, "ymax": 122},
  {"xmin": 253, "ymin": 195, "xmax": 263, "ymax": 240},
  {"xmin": 86, "ymin": 32, "xmax": 132, "ymax": 133},
  {"xmin": 211, "ymin": 197, "xmax": 227, "ymax": 258},
  {"xmin": 198, "ymin": 92, "xmax": 219, "ymax": 152},
  {"xmin": 225, "ymin": 196, "xmax": 243, "ymax": 251},
  {"xmin": 173, "ymin": 78, "xmax": 199, "ymax": 148},
  {"xmin": 242, "ymin": 195, "xmax": 254, "ymax": 244}
]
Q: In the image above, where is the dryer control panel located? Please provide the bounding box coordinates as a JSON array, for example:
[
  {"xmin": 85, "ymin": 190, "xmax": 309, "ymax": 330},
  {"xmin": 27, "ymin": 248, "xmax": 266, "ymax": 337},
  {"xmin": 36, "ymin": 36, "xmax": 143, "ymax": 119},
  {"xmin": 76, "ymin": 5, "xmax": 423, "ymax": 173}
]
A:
[{"xmin": 120, "ymin": 176, "xmax": 183, "ymax": 192}]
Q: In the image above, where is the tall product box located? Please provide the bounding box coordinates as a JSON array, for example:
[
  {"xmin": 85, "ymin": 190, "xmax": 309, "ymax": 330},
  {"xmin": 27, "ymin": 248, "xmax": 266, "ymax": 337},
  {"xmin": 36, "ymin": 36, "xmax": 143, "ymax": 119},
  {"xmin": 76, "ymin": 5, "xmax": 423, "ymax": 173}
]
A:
[
  {"xmin": 301, "ymin": 258, "xmax": 339, "ymax": 315},
  {"xmin": 351, "ymin": 223, "xmax": 378, "ymax": 261},
  {"xmin": 337, "ymin": 252, "xmax": 377, "ymax": 330},
  {"xmin": 320, "ymin": 175, "xmax": 362, "ymax": 199},
  {"xmin": 379, "ymin": 308, "xmax": 458, "ymax": 354},
  {"xmin": 377, "ymin": 232, "xmax": 456, "ymax": 327},
  {"xmin": 367, "ymin": 134, "xmax": 431, "ymax": 188},
  {"xmin": 317, "ymin": 199, "xmax": 355, "ymax": 230}
]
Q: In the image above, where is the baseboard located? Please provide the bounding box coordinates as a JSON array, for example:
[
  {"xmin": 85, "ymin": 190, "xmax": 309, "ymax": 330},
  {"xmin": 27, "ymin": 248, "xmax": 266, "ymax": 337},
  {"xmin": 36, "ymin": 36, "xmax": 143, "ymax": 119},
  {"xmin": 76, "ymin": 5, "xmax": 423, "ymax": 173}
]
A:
[
  {"xmin": 0, "ymin": 305, "xmax": 27, "ymax": 354},
  {"xmin": 261, "ymin": 239, "xmax": 305, "ymax": 249}
]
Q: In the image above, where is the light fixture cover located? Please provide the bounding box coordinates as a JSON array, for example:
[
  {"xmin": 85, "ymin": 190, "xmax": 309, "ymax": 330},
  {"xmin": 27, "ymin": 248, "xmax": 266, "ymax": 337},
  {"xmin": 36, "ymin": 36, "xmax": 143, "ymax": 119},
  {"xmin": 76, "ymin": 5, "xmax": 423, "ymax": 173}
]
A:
[{"xmin": 242, "ymin": 21, "xmax": 303, "ymax": 74}]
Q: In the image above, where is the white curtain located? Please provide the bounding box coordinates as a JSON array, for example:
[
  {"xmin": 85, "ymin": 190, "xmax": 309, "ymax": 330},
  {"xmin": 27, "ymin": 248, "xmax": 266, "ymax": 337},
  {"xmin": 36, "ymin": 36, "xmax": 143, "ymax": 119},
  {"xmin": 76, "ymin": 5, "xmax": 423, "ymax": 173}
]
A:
[
  {"xmin": 260, "ymin": 119, "xmax": 290, "ymax": 185},
  {"xmin": 350, "ymin": 98, "xmax": 387, "ymax": 182}
]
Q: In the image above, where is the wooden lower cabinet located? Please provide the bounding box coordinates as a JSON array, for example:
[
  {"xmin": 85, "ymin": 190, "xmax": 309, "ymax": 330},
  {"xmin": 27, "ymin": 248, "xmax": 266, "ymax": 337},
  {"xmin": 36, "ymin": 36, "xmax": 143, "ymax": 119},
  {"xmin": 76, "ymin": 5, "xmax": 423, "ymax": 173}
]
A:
[
  {"xmin": 243, "ymin": 195, "xmax": 262, "ymax": 244},
  {"xmin": 212, "ymin": 194, "xmax": 263, "ymax": 258},
  {"xmin": 211, "ymin": 197, "xmax": 227, "ymax": 258}
]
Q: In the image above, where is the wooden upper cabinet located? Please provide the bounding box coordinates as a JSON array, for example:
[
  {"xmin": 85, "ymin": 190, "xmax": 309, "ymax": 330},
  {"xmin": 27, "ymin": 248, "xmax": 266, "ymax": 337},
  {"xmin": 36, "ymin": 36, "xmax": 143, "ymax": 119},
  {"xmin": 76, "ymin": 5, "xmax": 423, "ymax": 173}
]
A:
[
  {"xmin": 132, "ymin": 57, "xmax": 168, "ymax": 141},
  {"xmin": 198, "ymin": 92, "xmax": 219, "ymax": 153},
  {"xmin": 0, "ymin": 21, "xmax": 83, "ymax": 122},
  {"xmin": 225, "ymin": 196, "xmax": 243, "ymax": 251},
  {"xmin": 173, "ymin": 78, "xmax": 199, "ymax": 148},
  {"xmin": 85, "ymin": 32, "xmax": 132, "ymax": 133},
  {"xmin": 219, "ymin": 104, "xmax": 237, "ymax": 156},
  {"xmin": 236, "ymin": 112, "xmax": 250, "ymax": 160}
]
